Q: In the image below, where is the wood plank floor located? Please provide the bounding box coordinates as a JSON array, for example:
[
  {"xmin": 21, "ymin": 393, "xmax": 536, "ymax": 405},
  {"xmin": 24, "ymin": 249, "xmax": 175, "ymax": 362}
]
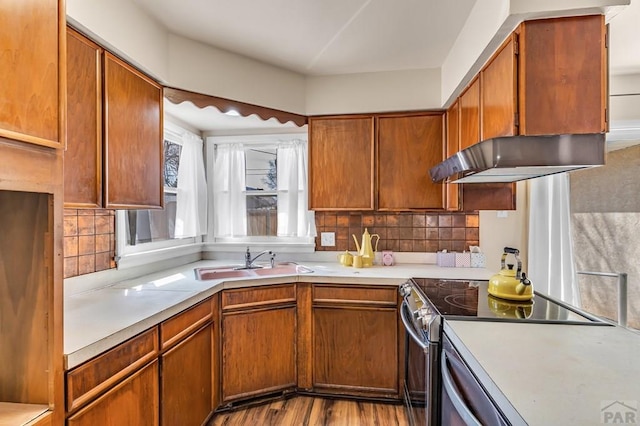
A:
[{"xmin": 208, "ymin": 396, "xmax": 409, "ymax": 426}]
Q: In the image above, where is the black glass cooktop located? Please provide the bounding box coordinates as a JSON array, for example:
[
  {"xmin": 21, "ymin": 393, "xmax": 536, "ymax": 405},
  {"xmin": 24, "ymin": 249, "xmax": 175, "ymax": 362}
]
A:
[{"xmin": 412, "ymin": 278, "xmax": 598, "ymax": 323}]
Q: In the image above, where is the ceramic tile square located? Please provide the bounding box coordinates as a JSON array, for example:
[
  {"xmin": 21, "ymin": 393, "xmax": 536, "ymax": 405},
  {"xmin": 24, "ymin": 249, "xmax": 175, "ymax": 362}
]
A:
[
  {"xmin": 426, "ymin": 228, "xmax": 439, "ymax": 240},
  {"xmin": 336, "ymin": 214, "xmax": 349, "ymax": 227},
  {"xmin": 452, "ymin": 228, "xmax": 466, "ymax": 240},
  {"xmin": 77, "ymin": 214, "xmax": 95, "ymax": 235},
  {"xmin": 64, "ymin": 209, "xmax": 77, "ymax": 216},
  {"xmin": 336, "ymin": 227, "xmax": 349, "ymax": 240},
  {"xmin": 413, "ymin": 240, "xmax": 427, "ymax": 251},
  {"xmin": 95, "ymin": 234, "xmax": 110, "ymax": 253},
  {"xmin": 64, "ymin": 216, "xmax": 78, "ymax": 236},
  {"xmin": 412, "ymin": 227, "xmax": 426, "ymax": 240},
  {"xmin": 336, "ymin": 238, "xmax": 349, "ymax": 251},
  {"xmin": 425, "ymin": 241, "xmax": 439, "ymax": 252},
  {"xmin": 398, "ymin": 214, "xmax": 412, "ymax": 227},
  {"xmin": 362, "ymin": 214, "xmax": 375, "ymax": 227},
  {"xmin": 324, "ymin": 214, "xmax": 337, "ymax": 227},
  {"xmin": 78, "ymin": 254, "xmax": 95, "ymax": 275},
  {"xmin": 438, "ymin": 215, "xmax": 452, "ymax": 227},
  {"xmin": 77, "ymin": 209, "xmax": 94, "ymax": 216},
  {"xmin": 349, "ymin": 214, "xmax": 362, "ymax": 227},
  {"xmin": 466, "ymin": 228, "xmax": 480, "ymax": 240},
  {"xmin": 412, "ymin": 214, "xmax": 426, "ymax": 227},
  {"xmin": 374, "ymin": 215, "xmax": 386, "ymax": 226},
  {"xmin": 78, "ymin": 235, "xmax": 95, "ymax": 256},
  {"xmin": 387, "ymin": 227, "xmax": 399, "ymax": 239},
  {"xmin": 399, "ymin": 240, "xmax": 413, "ymax": 251},
  {"xmin": 438, "ymin": 240, "xmax": 452, "ymax": 251},
  {"xmin": 64, "ymin": 257, "xmax": 78, "ymax": 278},
  {"xmin": 399, "ymin": 227, "xmax": 413, "ymax": 239},
  {"xmin": 439, "ymin": 228, "xmax": 452, "ymax": 240},
  {"xmin": 452, "ymin": 214, "xmax": 466, "ymax": 227},
  {"xmin": 386, "ymin": 240, "xmax": 399, "ymax": 251},
  {"xmin": 386, "ymin": 214, "xmax": 399, "ymax": 226},
  {"xmin": 452, "ymin": 240, "xmax": 467, "ymax": 252},
  {"xmin": 64, "ymin": 236, "xmax": 78, "ymax": 257},
  {"xmin": 426, "ymin": 215, "xmax": 439, "ymax": 227},
  {"xmin": 95, "ymin": 252, "xmax": 112, "ymax": 272},
  {"xmin": 315, "ymin": 214, "xmax": 325, "ymax": 227},
  {"xmin": 95, "ymin": 215, "xmax": 113, "ymax": 234},
  {"xmin": 466, "ymin": 214, "xmax": 479, "ymax": 227}
]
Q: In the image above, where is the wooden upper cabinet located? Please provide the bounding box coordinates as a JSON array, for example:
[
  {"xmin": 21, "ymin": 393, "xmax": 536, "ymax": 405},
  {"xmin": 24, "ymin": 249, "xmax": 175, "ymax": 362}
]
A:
[
  {"xmin": 65, "ymin": 28, "xmax": 103, "ymax": 208},
  {"xmin": 459, "ymin": 77, "xmax": 480, "ymax": 150},
  {"xmin": 0, "ymin": 0, "xmax": 64, "ymax": 148},
  {"xmin": 445, "ymin": 102, "xmax": 460, "ymax": 211},
  {"xmin": 377, "ymin": 113, "xmax": 444, "ymax": 210},
  {"xmin": 309, "ymin": 116, "xmax": 375, "ymax": 210},
  {"xmin": 481, "ymin": 34, "xmax": 518, "ymax": 140},
  {"xmin": 519, "ymin": 15, "xmax": 607, "ymax": 135},
  {"xmin": 104, "ymin": 53, "xmax": 163, "ymax": 209}
]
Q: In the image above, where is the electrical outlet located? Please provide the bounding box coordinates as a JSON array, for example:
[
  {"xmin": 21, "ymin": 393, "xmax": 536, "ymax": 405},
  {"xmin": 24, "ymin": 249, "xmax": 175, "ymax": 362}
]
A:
[
  {"xmin": 320, "ymin": 232, "xmax": 335, "ymax": 247},
  {"xmin": 497, "ymin": 211, "xmax": 509, "ymax": 218}
]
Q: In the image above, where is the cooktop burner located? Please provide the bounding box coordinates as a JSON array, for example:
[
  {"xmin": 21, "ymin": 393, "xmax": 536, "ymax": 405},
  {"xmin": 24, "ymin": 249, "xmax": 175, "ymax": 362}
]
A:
[{"xmin": 411, "ymin": 278, "xmax": 596, "ymax": 323}]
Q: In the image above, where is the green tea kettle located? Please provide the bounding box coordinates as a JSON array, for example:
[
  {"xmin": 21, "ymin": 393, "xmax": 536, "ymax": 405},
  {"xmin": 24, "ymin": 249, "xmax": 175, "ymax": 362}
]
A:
[{"xmin": 488, "ymin": 247, "xmax": 534, "ymax": 301}]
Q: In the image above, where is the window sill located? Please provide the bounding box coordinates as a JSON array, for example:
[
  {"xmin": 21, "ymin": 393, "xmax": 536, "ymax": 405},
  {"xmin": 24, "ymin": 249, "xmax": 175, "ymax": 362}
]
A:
[{"xmin": 116, "ymin": 242, "xmax": 204, "ymax": 270}]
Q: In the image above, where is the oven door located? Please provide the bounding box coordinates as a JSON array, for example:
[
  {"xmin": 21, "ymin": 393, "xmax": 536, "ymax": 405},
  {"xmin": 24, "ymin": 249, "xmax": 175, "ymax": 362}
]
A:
[
  {"xmin": 401, "ymin": 299, "xmax": 439, "ymax": 426},
  {"xmin": 441, "ymin": 334, "xmax": 509, "ymax": 426}
]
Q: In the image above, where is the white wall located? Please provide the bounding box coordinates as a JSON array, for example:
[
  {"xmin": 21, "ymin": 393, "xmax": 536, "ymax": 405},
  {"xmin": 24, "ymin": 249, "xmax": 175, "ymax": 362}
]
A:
[
  {"xmin": 66, "ymin": 0, "xmax": 169, "ymax": 82},
  {"xmin": 479, "ymin": 181, "xmax": 529, "ymax": 273},
  {"xmin": 305, "ymin": 68, "xmax": 441, "ymax": 115}
]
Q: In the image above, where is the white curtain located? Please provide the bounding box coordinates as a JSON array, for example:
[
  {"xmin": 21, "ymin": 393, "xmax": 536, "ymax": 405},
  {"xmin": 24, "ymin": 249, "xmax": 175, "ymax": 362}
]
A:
[
  {"xmin": 174, "ymin": 133, "xmax": 207, "ymax": 238},
  {"xmin": 213, "ymin": 144, "xmax": 247, "ymax": 236},
  {"xmin": 277, "ymin": 140, "xmax": 315, "ymax": 237},
  {"xmin": 528, "ymin": 174, "xmax": 578, "ymax": 304}
]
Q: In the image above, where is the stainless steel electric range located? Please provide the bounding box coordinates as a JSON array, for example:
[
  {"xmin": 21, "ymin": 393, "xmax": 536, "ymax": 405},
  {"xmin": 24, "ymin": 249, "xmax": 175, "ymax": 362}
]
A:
[{"xmin": 399, "ymin": 278, "xmax": 605, "ymax": 426}]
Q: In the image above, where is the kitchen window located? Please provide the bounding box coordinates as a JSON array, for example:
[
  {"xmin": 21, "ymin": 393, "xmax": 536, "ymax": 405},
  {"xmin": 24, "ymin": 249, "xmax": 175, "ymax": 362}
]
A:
[
  {"xmin": 115, "ymin": 122, "xmax": 207, "ymax": 268},
  {"xmin": 205, "ymin": 133, "xmax": 315, "ymax": 253}
]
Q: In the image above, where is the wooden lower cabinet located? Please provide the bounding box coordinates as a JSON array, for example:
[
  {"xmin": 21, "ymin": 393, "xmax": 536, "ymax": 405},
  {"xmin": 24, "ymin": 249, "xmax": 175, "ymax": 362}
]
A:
[
  {"xmin": 221, "ymin": 306, "xmax": 297, "ymax": 402},
  {"xmin": 311, "ymin": 285, "xmax": 400, "ymax": 399},
  {"xmin": 161, "ymin": 323, "xmax": 213, "ymax": 426},
  {"xmin": 67, "ymin": 360, "xmax": 159, "ymax": 426}
]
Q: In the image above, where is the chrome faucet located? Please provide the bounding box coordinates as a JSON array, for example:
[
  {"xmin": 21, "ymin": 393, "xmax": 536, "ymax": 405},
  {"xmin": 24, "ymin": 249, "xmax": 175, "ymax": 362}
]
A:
[{"xmin": 243, "ymin": 247, "xmax": 275, "ymax": 269}]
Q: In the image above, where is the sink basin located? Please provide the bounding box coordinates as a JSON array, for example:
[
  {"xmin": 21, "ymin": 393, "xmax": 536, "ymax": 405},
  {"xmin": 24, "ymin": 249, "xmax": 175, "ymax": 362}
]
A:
[
  {"xmin": 194, "ymin": 268, "xmax": 254, "ymax": 280},
  {"xmin": 252, "ymin": 264, "xmax": 313, "ymax": 276},
  {"xmin": 195, "ymin": 263, "xmax": 313, "ymax": 280}
]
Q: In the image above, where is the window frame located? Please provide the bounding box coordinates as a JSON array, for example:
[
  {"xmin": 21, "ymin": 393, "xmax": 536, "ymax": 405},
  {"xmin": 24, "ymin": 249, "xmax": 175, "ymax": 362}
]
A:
[
  {"xmin": 115, "ymin": 122, "xmax": 204, "ymax": 269},
  {"xmin": 204, "ymin": 132, "xmax": 314, "ymax": 254}
]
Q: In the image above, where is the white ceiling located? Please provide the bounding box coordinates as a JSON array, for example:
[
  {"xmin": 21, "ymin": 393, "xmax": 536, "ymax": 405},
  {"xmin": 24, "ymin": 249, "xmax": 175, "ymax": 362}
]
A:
[{"xmin": 139, "ymin": 0, "xmax": 640, "ymax": 133}]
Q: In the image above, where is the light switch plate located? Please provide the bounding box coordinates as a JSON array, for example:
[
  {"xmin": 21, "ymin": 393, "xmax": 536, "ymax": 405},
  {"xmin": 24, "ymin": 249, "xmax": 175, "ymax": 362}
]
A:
[{"xmin": 320, "ymin": 232, "xmax": 335, "ymax": 247}]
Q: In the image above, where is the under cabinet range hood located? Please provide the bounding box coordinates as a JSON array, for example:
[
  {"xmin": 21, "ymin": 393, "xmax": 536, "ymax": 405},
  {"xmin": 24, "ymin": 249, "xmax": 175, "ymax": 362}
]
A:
[{"xmin": 430, "ymin": 133, "xmax": 606, "ymax": 183}]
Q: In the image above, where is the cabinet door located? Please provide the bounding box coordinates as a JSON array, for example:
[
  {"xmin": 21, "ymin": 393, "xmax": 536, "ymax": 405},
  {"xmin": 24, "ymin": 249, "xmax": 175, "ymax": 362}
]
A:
[
  {"xmin": 161, "ymin": 324, "xmax": 213, "ymax": 426},
  {"xmin": 520, "ymin": 15, "xmax": 606, "ymax": 135},
  {"xmin": 65, "ymin": 28, "xmax": 103, "ymax": 208},
  {"xmin": 222, "ymin": 307, "xmax": 296, "ymax": 402},
  {"xmin": 459, "ymin": 77, "xmax": 480, "ymax": 150},
  {"xmin": 377, "ymin": 114, "xmax": 444, "ymax": 210},
  {"xmin": 0, "ymin": 0, "xmax": 63, "ymax": 148},
  {"xmin": 104, "ymin": 53, "xmax": 163, "ymax": 209},
  {"xmin": 313, "ymin": 306, "xmax": 399, "ymax": 398},
  {"xmin": 481, "ymin": 35, "xmax": 518, "ymax": 140},
  {"xmin": 67, "ymin": 360, "xmax": 159, "ymax": 426},
  {"xmin": 309, "ymin": 116, "xmax": 374, "ymax": 210},
  {"xmin": 445, "ymin": 102, "xmax": 460, "ymax": 211}
]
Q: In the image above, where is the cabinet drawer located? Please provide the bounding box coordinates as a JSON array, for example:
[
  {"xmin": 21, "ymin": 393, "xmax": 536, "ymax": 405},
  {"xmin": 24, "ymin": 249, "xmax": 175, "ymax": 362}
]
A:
[
  {"xmin": 312, "ymin": 285, "xmax": 398, "ymax": 307},
  {"xmin": 222, "ymin": 284, "xmax": 296, "ymax": 311},
  {"xmin": 161, "ymin": 298, "xmax": 213, "ymax": 350},
  {"xmin": 66, "ymin": 327, "xmax": 159, "ymax": 413}
]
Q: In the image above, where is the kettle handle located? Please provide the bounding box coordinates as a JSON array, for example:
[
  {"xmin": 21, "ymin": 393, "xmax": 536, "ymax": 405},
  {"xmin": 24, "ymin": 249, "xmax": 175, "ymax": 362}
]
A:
[{"xmin": 500, "ymin": 248, "xmax": 522, "ymax": 279}]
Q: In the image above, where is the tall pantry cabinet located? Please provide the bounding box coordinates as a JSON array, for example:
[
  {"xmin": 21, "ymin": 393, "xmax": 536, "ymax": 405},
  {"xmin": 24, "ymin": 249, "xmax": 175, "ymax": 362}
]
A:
[{"xmin": 0, "ymin": 1, "xmax": 66, "ymax": 425}]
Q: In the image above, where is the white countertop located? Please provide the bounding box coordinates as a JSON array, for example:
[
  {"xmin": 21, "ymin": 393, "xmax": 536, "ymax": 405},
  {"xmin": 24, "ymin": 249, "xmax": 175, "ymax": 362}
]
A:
[
  {"xmin": 444, "ymin": 320, "xmax": 640, "ymax": 426},
  {"xmin": 64, "ymin": 260, "xmax": 493, "ymax": 369}
]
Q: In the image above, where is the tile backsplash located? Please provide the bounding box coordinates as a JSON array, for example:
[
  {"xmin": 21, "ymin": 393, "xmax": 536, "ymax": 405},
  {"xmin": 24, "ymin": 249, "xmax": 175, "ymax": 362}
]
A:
[
  {"xmin": 64, "ymin": 209, "xmax": 116, "ymax": 278},
  {"xmin": 315, "ymin": 212, "xmax": 479, "ymax": 253},
  {"xmin": 62, "ymin": 209, "xmax": 480, "ymax": 277}
]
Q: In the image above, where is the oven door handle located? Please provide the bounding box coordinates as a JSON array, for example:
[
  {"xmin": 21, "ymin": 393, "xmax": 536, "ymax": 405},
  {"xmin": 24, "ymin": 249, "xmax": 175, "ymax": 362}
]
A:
[
  {"xmin": 441, "ymin": 350, "xmax": 482, "ymax": 426},
  {"xmin": 400, "ymin": 300, "xmax": 429, "ymax": 350}
]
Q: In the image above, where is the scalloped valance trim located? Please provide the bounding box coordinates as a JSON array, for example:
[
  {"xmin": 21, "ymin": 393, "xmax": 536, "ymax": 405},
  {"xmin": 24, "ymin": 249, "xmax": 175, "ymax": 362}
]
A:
[{"xmin": 164, "ymin": 87, "xmax": 308, "ymax": 128}]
